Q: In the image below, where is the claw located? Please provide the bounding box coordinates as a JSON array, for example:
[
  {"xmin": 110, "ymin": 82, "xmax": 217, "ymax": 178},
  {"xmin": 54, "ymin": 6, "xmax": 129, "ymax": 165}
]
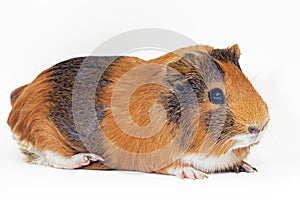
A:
[{"xmin": 234, "ymin": 161, "xmax": 257, "ymax": 173}]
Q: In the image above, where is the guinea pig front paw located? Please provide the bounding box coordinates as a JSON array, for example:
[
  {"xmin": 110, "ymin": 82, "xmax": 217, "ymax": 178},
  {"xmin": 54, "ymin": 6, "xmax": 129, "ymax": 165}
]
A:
[
  {"xmin": 234, "ymin": 161, "xmax": 258, "ymax": 173},
  {"xmin": 168, "ymin": 166, "xmax": 208, "ymax": 180}
]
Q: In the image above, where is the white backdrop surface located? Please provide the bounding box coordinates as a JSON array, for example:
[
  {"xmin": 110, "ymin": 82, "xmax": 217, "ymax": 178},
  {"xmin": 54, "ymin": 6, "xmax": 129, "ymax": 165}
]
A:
[{"xmin": 0, "ymin": 0, "xmax": 299, "ymax": 199}]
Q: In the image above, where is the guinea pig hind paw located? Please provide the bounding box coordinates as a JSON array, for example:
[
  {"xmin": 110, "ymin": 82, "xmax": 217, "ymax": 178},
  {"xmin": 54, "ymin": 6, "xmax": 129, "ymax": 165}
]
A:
[
  {"xmin": 63, "ymin": 153, "xmax": 104, "ymax": 169},
  {"xmin": 169, "ymin": 166, "xmax": 208, "ymax": 180}
]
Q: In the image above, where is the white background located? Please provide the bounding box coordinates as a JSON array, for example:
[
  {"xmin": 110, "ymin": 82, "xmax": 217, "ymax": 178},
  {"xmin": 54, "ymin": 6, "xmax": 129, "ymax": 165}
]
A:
[{"xmin": 0, "ymin": 0, "xmax": 299, "ymax": 199}]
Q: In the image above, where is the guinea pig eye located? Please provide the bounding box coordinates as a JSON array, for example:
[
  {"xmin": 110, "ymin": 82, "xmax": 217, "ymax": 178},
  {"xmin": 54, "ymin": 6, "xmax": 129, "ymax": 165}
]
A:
[{"xmin": 208, "ymin": 88, "xmax": 225, "ymax": 105}]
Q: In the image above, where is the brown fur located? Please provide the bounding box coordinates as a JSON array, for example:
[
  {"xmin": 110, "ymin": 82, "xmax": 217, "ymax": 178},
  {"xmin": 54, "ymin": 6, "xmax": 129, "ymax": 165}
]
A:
[
  {"xmin": 7, "ymin": 44, "xmax": 269, "ymax": 177},
  {"xmin": 8, "ymin": 68, "xmax": 76, "ymax": 162},
  {"xmin": 98, "ymin": 57, "xmax": 183, "ymax": 172}
]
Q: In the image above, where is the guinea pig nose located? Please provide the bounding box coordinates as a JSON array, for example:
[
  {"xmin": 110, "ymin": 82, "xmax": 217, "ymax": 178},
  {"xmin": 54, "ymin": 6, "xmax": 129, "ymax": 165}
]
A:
[{"xmin": 248, "ymin": 126, "xmax": 261, "ymax": 134}]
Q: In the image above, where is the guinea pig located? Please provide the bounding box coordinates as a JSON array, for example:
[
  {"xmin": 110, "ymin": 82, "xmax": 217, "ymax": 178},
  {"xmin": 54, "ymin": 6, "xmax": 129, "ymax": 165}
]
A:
[{"xmin": 7, "ymin": 44, "xmax": 269, "ymax": 179}]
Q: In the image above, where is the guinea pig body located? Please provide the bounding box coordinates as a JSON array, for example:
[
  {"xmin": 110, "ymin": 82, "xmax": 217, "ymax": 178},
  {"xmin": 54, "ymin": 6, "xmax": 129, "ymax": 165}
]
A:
[{"xmin": 7, "ymin": 44, "xmax": 269, "ymax": 179}]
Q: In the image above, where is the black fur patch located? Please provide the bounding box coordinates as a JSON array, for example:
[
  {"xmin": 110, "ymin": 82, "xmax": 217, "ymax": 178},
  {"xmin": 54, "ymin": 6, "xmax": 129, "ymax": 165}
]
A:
[
  {"xmin": 48, "ymin": 56, "xmax": 121, "ymax": 151},
  {"xmin": 210, "ymin": 49, "xmax": 241, "ymax": 70},
  {"xmin": 160, "ymin": 51, "xmax": 225, "ymax": 125},
  {"xmin": 204, "ymin": 108, "xmax": 237, "ymax": 141}
]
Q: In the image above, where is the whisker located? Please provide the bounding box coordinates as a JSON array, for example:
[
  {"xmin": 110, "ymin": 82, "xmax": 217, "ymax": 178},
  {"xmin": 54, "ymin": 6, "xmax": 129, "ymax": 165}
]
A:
[{"xmin": 250, "ymin": 72, "xmax": 262, "ymax": 83}]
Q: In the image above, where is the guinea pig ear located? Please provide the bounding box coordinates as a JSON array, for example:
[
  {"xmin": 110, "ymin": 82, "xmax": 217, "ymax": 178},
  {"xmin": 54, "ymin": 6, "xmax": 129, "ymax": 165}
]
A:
[{"xmin": 210, "ymin": 44, "xmax": 241, "ymax": 71}]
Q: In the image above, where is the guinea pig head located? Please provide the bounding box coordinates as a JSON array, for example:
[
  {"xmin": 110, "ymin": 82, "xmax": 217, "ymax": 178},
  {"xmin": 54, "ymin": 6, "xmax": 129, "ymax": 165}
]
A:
[
  {"xmin": 211, "ymin": 45, "xmax": 269, "ymax": 151},
  {"xmin": 166, "ymin": 44, "xmax": 270, "ymax": 157}
]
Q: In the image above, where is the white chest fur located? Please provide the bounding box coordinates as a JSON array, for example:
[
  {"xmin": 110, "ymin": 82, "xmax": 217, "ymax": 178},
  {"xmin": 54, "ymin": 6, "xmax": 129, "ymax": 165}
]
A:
[{"xmin": 180, "ymin": 151, "xmax": 238, "ymax": 173}]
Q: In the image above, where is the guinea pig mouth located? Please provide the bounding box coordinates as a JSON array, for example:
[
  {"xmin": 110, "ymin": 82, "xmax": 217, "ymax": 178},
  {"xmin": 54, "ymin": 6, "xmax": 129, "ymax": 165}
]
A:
[{"xmin": 230, "ymin": 132, "xmax": 263, "ymax": 150}]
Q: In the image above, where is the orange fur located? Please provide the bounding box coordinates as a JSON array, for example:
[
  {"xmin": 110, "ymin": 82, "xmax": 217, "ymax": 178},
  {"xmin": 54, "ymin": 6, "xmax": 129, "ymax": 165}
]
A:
[
  {"xmin": 7, "ymin": 44, "xmax": 269, "ymax": 177},
  {"xmin": 8, "ymin": 69, "xmax": 76, "ymax": 162},
  {"xmin": 99, "ymin": 57, "xmax": 182, "ymax": 172}
]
